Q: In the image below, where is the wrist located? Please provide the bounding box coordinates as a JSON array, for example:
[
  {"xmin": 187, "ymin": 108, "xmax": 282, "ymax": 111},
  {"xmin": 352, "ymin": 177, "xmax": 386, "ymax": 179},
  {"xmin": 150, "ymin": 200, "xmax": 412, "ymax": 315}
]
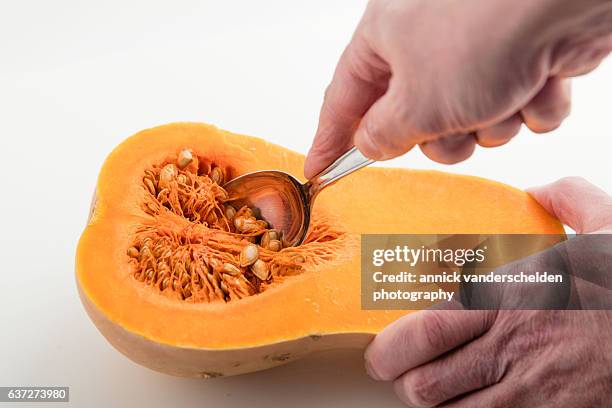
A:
[{"xmin": 532, "ymin": 0, "xmax": 612, "ymax": 75}]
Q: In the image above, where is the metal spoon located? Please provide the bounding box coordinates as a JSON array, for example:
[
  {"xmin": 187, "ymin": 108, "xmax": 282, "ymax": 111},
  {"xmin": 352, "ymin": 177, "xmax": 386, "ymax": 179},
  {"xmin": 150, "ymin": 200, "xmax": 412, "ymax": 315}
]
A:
[{"xmin": 224, "ymin": 147, "xmax": 374, "ymax": 246}]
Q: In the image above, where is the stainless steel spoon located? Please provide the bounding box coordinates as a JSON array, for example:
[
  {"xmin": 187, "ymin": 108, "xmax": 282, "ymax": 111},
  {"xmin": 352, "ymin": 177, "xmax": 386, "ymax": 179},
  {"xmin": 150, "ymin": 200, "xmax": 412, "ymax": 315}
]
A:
[{"xmin": 224, "ymin": 147, "xmax": 374, "ymax": 246}]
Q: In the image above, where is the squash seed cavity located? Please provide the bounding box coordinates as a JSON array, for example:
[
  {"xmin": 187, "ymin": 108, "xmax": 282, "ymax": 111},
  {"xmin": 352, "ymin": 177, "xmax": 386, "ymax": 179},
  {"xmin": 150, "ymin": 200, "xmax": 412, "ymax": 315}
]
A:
[{"xmin": 129, "ymin": 148, "xmax": 347, "ymax": 303}]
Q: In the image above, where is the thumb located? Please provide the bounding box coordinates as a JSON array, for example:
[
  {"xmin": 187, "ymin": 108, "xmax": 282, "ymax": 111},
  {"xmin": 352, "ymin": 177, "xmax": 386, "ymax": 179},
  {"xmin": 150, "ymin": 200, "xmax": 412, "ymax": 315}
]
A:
[
  {"xmin": 527, "ymin": 177, "xmax": 612, "ymax": 233},
  {"xmin": 364, "ymin": 309, "xmax": 496, "ymax": 381},
  {"xmin": 304, "ymin": 38, "xmax": 389, "ymax": 179}
]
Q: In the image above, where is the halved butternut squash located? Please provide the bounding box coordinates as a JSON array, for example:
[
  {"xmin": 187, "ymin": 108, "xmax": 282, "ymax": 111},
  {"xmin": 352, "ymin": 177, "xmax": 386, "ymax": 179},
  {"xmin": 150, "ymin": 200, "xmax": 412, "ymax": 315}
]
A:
[{"xmin": 76, "ymin": 122, "xmax": 563, "ymax": 377}]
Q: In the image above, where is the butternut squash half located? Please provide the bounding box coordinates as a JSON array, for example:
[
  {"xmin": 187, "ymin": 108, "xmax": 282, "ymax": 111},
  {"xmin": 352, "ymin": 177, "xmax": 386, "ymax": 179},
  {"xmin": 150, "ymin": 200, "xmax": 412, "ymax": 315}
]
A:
[{"xmin": 76, "ymin": 122, "xmax": 563, "ymax": 377}]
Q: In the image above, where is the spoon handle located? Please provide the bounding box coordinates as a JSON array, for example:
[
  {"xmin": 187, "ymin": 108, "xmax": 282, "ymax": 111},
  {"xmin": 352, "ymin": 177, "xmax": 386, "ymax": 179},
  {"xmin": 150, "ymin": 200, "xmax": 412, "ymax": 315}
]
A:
[{"xmin": 305, "ymin": 146, "xmax": 374, "ymax": 200}]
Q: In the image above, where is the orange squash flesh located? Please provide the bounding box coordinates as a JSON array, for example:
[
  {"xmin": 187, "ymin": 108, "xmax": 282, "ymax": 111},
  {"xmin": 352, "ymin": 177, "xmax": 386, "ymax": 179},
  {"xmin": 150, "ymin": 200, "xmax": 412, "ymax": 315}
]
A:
[{"xmin": 76, "ymin": 122, "xmax": 564, "ymax": 377}]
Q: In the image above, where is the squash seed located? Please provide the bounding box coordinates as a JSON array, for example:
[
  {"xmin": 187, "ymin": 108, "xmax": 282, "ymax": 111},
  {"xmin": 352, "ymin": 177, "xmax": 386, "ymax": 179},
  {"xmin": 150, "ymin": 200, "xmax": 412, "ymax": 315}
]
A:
[
  {"xmin": 251, "ymin": 259, "xmax": 270, "ymax": 281},
  {"xmin": 206, "ymin": 212, "xmax": 218, "ymax": 226},
  {"xmin": 238, "ymin": 218, "xmax": 260, "ymax": 233},
  {"xmin": 233, "ymin": 216, "xmax": 246, "ymax": 231},
  {"xmin": 127, "ymin": 247, "xmax": 140, "ymax": 258},
  {"xmin": 156, "ymin": 188, "xmax": 169, "ymax": 201},
  {"xmin": 177, "ymin": 149, "xmax": 193, "ymax": 169},
  {"xmin": 221, "ymin": 263, "xmax": 241, "ymax": 276},
  {"xmin": 225, "ymin": 205, "xmax": 236, "ymax": 220},
  {"xmin": 267, "ymin": 239, "xmax": 282, "ymax": 252},
  {"xmin": 292, "ymin": 255, "xmax": 306, "ymax": 263},
  {"xmin": 220, "ymin": 280, "xmax": 229, "ymax": 295},
  {"xmin": 261, "ymin": 230, "xmax": 279, "ymax": 248},
  {"xmin": 159, "ymin": 164, "xmax": 177, "ymax": 189},
  {"xmin": 140, "ymin": 246, "xmax": 153, "ymax": 259},
  {"xmin": 210, "ymin": 166, "xmax": 224, "ymax": 185},
  {"xmin": 239, "ymin": 244, "xmax": 259, "ymax": 267},
  {"xmin": 144, "ymin": 177, "xmax": 156, "ymax": 195},
  {"xmin": 177, "ymin": 174, "xmax": 188, "ymax": 185}
]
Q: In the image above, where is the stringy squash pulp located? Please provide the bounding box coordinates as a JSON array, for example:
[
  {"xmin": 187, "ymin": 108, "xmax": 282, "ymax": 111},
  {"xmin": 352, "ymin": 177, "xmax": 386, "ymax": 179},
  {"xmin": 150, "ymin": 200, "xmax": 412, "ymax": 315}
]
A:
[{"xmin": 76, "ymin": 123, "xmax": 564, "ymax": 377}]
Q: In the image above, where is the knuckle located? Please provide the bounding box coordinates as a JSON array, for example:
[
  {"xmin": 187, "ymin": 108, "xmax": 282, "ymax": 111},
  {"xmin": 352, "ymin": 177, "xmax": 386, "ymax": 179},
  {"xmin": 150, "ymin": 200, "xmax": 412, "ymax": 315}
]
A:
[
  {"xmin": 513, "ymin": 324, "xmax": 552, "ymax": 354},
  {"xmin": 310, "ymin": 131, "xmax": 342, "ymax": 154},
  {"xmin": 475, "ymin": 348, "xmax": 505, "ymax": 385},
  {"xmin": 320, "ymin": 89, "xmax": 352, "ymax": 124},
  {"xmin": 498, "ymin": 311, "xmax": 555, "ymax": 358}
]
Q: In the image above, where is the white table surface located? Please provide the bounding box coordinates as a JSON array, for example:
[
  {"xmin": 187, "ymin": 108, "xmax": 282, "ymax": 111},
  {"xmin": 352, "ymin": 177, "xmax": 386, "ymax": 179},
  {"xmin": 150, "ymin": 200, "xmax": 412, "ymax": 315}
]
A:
[{"xmin": 1, "ymin": 1, "xmax": 610, "ymax": 407}]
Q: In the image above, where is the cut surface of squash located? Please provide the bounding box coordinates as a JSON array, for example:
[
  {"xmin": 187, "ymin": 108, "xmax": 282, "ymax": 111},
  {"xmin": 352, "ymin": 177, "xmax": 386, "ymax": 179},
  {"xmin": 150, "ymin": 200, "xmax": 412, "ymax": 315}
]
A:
[{"xmin": 76, "ymin": 122, "xmax": 564, "ymax": 377}]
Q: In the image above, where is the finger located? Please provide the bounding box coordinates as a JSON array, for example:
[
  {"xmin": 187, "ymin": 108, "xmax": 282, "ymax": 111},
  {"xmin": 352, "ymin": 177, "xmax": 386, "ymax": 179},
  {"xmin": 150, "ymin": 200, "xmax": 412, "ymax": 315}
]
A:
[
  {"xmin": 364, "ymin": 310, "xmax": 496, "ymax": 381},
  {"xmin": 521, "ymin": 77, "xmax": 571, "ymax": 134},
  {"xmin": 352, "ymin": 81, "xmax": 432, "ymax": 160},
  {"xmin": 419, "ymin": 133, "xmax": 477, "ymax": 164},
  {"xmin": 304, "ymin": 37, "xmax": 389, "ymax": 178},
  {"xmin": 476, "ymin": 114, "xmax": 522, "ymax": 148},
  {"xmin": 527, "ymin": 177, "xmax": 612, "ymax": 233},
  {"xmin": 393, "ymin": 336, "xmax": 506, "ymax": 408},
  {"xmin": 439, "ymin": 380, "xmax": 523, "ymax": 408}
]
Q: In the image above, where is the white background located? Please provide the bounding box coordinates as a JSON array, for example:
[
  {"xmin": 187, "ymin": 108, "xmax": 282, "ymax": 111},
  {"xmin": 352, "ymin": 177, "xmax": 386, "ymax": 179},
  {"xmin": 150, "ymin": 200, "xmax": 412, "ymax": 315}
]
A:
[{"xmin": 0, "ymin": 1, "xmax": 610, "ymax": 407}]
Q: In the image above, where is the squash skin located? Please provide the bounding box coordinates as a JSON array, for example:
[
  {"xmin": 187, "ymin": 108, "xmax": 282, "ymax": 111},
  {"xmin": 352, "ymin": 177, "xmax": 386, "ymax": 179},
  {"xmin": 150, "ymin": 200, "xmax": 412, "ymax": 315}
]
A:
[
  {"xmin": 76, "ymin": 122, "xmax": 564, "ymax": 377},
  {"xmin": 79, "ymin": 283, "xmax": 372, "ymax": 377}
]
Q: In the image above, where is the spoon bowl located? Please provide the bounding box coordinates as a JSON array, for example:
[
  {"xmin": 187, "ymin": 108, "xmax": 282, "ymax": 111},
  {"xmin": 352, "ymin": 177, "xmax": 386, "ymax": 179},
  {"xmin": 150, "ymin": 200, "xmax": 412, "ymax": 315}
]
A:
[
  {"xmin": 224, "ymin": 171, "xmax": 310, "ymax": 247},
  {"xmin": 224, "ymin": 147, "xmax": 373, "ymax": 246}
]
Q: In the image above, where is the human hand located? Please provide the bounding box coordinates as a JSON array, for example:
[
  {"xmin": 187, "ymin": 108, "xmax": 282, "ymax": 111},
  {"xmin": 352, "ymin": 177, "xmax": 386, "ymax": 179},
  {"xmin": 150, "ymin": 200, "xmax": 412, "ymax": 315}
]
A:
[
  {"xmin": 364, "ymin": 177, "xmax": 612, "ymax": 407},
  {"xmin": 305, "ymin": 0, "xmax": 612, "ymax": 178}
]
